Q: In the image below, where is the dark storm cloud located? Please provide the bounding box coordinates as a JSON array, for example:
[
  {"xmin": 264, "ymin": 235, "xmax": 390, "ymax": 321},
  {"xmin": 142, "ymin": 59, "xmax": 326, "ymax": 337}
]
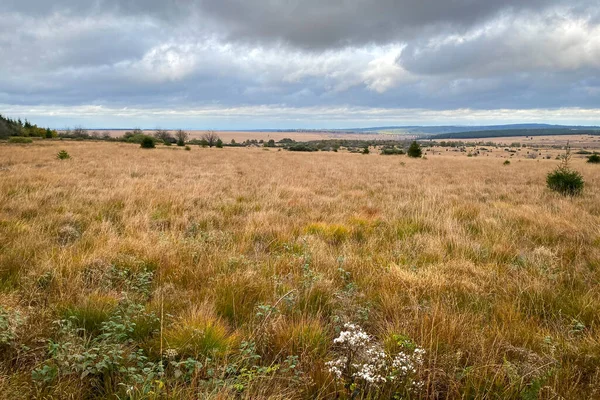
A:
[{"xmin": 0, "ymin": 0, "xmax": 599, "ymax": 127}]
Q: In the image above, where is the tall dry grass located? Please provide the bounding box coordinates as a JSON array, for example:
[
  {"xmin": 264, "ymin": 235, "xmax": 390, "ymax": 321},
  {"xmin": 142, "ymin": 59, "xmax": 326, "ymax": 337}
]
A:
[{"xmin": 0, "ymin": 141, "xmax": 599, "ymax": 399}]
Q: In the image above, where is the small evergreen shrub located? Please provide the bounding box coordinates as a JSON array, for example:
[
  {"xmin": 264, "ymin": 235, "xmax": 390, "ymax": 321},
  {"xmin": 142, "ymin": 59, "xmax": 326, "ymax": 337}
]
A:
[
  {"xmin": 57, "ymin": 150, "xmax": 70, "ymax": 160},
  {"xmin": 587, "ymin": 154, "xmax": 600, "ymax": 163},
  {"xmin": 407, "ymin": 141, "xmax": 422, "ymax": 158},
  {"xmin": 185, "ymin": 145, "xmax": 191, "ymax": 151},
  {"xmin": 140, "ymin": 136, "xmax": 155, "ymax": 149},
  {"xmin": 177, "ymin": 138, "xmax": 185, "ymax": 147},
  {"xmin": 546, "ymin": 144, "xmax": 584, "ymax": 196},
  {"xmin": 362, "ymin": 146, "xmax": 369, "ymax": 155},
  {"xmin": 547, "ymin": 168, "xmax": 584, "ymax": 196},
  {"xmin": 216, "ymin": 139, "xmax": 223, "ymax": 148},
  {"xmin": 503, "ymin": 160, "xmax": 510, "ymax": 165}
]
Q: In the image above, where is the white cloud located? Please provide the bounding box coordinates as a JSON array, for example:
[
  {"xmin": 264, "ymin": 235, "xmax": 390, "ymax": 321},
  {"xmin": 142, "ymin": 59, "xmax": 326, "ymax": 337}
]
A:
[{"xmin": 3, "ymin": 103, "xmax": 600, "ymax": 127}]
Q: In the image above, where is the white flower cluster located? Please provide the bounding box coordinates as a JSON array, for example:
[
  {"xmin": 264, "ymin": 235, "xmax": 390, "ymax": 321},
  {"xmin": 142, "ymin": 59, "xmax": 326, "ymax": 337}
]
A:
[
  {"xmin": 353, "ymin": 345, "xmax": 387, "ymax": 384},
  {"xmin": 325, "ymin": 356, "xmax": 347, "ymax": 379},
  {"xmin": 164, "ymin": 348, "xmax": 179, "ymax": 359},
  {"xmin": 326, "ymin": 323, "xmax": 426, "ymax": 390},
  {"xmin": 390, "ymin": 347, "xmax": 425, "ymax": 381}
]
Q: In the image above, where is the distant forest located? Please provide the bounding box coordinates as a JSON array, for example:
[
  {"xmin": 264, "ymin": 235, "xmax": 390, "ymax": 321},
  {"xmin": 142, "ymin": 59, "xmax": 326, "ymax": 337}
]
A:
[
  {"xmin": 432, "ymin": 128, "xmax": 600, "ymax": 139},
  {"xmin": 0, "ymin": 114, "xmax": 57, "ymax": 138}
]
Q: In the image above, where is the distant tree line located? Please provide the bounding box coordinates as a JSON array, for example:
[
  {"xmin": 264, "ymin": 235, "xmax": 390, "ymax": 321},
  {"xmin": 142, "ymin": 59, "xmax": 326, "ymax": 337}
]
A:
[{"xmin": 0, "ymin": 114, "xmax": 57, "ymax": 139}]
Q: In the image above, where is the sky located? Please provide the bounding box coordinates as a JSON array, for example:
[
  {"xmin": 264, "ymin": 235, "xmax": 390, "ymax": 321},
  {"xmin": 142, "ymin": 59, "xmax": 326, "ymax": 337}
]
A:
[{"xmin": 1, "ymin": 0, "xmax": 600, "ymax": 129}]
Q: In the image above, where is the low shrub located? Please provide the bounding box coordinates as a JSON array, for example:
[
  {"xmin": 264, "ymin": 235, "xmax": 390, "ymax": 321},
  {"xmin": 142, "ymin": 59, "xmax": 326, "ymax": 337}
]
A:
[
  {"xmin": 380, "ymin": 147, "xmax": 404, "ymax": 155},
  {"xmin": 56, "ymin": 150, "xmax": 70, "ymax": 160},
  {"xmin": 140, "ymin": 136, "xmax": 155, "ymax": 149},
  {"xmin": 546, "ymin": 145, "xmax": 584, "ymax": 196},
  {"xmin": 287, "ymin": 143, "xmax": 317, "ymax": 152},
  {"xmin": 9, "ymin": 137, "xmax": 33, "ymax": 144},
  {"xmin": 587, "ymin": 154, "xmax": 600, "ymax": 163},
  {"xmin": 503, "ymin": 160, "xmax": 510, "ymax": 165},
  {"xmin": 547, "ymin": 168, "xmax": 584, "ymax": 196}
]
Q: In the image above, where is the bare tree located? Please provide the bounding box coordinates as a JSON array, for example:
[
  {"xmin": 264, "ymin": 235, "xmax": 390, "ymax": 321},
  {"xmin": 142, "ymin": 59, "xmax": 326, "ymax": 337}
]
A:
[
  {"xmin": 72, "ymin": 125, "xmax": 89, "ymax": 138},
  {"xmin": 201, "ymin": 130, "xmax": 220, "ymax": 148},
  {"xmin": 175, "ymin": 129, "xmax": 189, "ymax": 146},
  {"xmin": 154, "ymin": 128, "xmax": 174, "ymax": 144}
]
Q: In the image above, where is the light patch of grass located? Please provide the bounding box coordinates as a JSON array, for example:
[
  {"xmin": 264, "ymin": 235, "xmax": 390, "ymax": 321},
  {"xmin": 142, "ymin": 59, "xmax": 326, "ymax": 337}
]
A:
[
  {"xmin": 60, "ymin": 294, "xmax": 118, "ymax": 335},
  {"xmin": 305, "ymin": 223, "xmax": 350, "ymax": 245},
  {"xmin": 162, "ymin": 305, "xmax": 238, "ymax": 358}
]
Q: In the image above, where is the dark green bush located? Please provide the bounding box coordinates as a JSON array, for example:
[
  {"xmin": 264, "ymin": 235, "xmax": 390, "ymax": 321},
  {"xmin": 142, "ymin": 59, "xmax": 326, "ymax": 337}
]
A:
[
  {"xmin": 407, "ymin": 141, "xmax": 422, "ymax": 158},
  {"xmin": 216, "ymin": 139, "xmax": 223, "ymax": 148},
  {"xmin": 547, "ymin": 144, "xmax": 584, "ymax": 196},
  {"xmin": 587, "ymin": 154, "xmax": 600, "ymax": 163},
  {"xmin": 56, "ymin": 150, "xmax": 70, "ymax": 160},
  {"xmin": 547, "ymin": 168, "xmax": 584, "ymax": 196},
  {"xmin": 503, "ymin": 160, "xmax": 510, "ymax": 165},
  {"xmin": 140, "ymin": 136, "xmax": 155, "ymax": 149},
  {"xmin": 287, "ymin": 143, "xmax": 317, "ymax": 152}
]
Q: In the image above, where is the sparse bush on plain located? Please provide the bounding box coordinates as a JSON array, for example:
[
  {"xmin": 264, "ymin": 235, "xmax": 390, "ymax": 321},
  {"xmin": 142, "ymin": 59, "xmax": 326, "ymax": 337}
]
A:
[
  {"xmin": 176, "ymin": 129, "xmax": 188, "ymax": 146},
  {"xmin": 201, "ymin": 131, "xmax": 220, "ymax": 147},
  {"xmin": 587, "ymin": 153, "xmax": 600, "ymax": 163},
  {"xmin": 154, "ymin": 128, "xmax": 174, "ymax": 145},
  {"xmin": 140, "ymin": 136, "xmax": 156, "ymax": 148},
  {"xmin": 380, "ymin": 146, "xmax": 404, "ymax": 155},
  {"xmin": 407, "ymin": 141, "xmax": 422, "ymax": 158},
  {"xmin": 546, "ymin": 144, "xmax": 584, "ymax": 196},
  {"xmin": 57, "ymin": 150, "xmax": 70, "ymax": 160}
]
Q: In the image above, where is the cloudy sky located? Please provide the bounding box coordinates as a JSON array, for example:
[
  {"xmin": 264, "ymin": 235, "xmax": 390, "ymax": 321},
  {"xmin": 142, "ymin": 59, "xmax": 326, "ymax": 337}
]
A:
[{"xmin": 1, "ymin": 0, "xmax": 600, "ymax": 129}]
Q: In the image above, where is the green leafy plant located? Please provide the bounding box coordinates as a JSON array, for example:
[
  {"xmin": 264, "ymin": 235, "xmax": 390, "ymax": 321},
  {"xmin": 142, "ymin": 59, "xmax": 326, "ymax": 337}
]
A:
[
  {"xmin": 0, "ymin": 306, "xmax": 22, "ymax": 347},
  {"xmin": 56, "ymin": 150, "xmax": 70, "ymax": 160},
  {"xmin": 503, "ymin": 160, "xmax": 510, "ymax": 165}
]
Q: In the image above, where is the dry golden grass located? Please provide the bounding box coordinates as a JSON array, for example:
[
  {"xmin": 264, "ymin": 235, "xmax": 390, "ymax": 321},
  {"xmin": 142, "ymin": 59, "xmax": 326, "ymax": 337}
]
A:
[{"xmin": 0, "ymin": 140, "xmax": 599, "ymax": 399}]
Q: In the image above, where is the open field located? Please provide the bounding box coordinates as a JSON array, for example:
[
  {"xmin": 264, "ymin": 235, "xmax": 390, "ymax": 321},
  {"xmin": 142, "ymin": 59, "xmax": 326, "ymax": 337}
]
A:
[
  {"xmin": 1, "ymin": 141, "xmax": 599, "ymax": 399},
  {"xmin": 90, "ymin": 130, "xmax": 407, "ymax": 143}
]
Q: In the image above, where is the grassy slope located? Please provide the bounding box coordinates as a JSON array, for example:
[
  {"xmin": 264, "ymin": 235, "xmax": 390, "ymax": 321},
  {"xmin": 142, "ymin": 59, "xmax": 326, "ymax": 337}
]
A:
[{"xmin": 0, "ymin": 141, "xmax": 599, "ymax": 399}]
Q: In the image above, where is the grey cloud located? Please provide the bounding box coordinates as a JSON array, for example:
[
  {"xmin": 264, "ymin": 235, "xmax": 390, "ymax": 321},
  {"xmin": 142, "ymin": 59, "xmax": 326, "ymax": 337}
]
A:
[{"xmin": 1, "ymin": 0, "xmax": 600, "ymax": 128}]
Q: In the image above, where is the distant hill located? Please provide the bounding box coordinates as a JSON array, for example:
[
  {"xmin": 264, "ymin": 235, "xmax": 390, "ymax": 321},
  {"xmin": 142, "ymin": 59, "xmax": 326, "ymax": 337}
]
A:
[
  {"xmin": 430, "ymin": 127, "xmax": 600, "ymax": 139},
  {"xmin": 341, "ymin": 124, "xmax": 600, "ymax": 136}
]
